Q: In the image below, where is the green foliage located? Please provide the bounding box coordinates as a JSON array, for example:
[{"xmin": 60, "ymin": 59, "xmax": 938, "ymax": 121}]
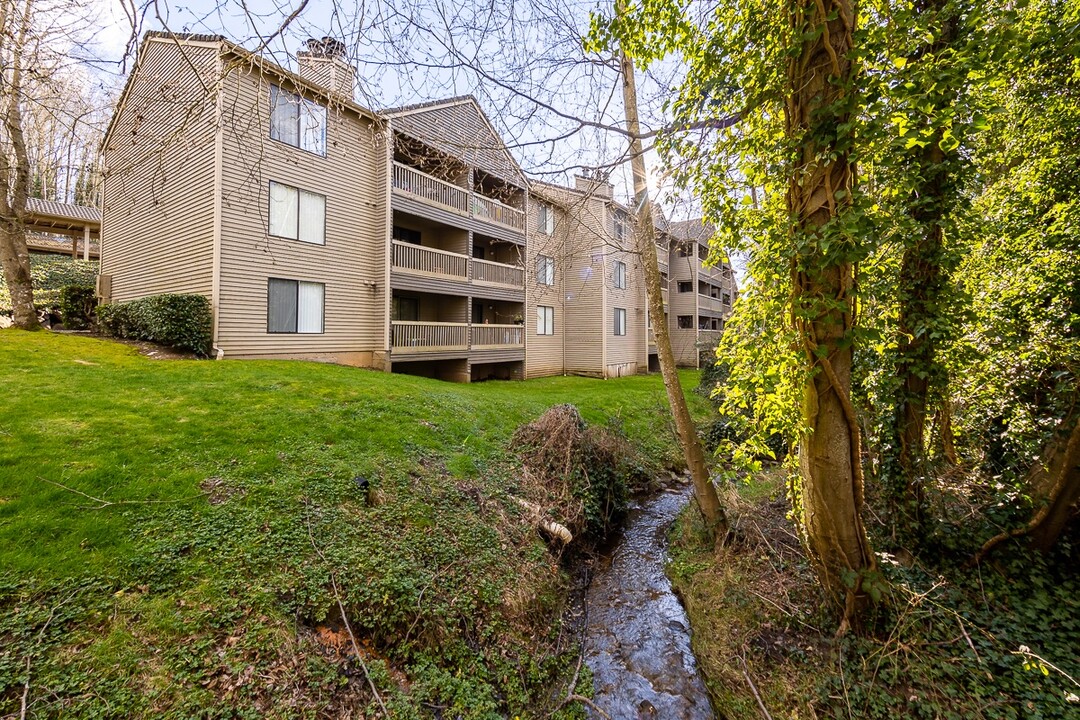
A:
[
  {"xmin": 0, "ymin": 255, "xmax": 97, "ymax": 315},
  {"xmin": 59, "ymin": 284, "xmax": 96, "ymax": 330},
  {"xmin": 98, "ymin": 294, "xmax": 213, "ymax": 357},
  {"xmin": 0, "ymin": 331, "xmax": 704, "ymax": 718}
]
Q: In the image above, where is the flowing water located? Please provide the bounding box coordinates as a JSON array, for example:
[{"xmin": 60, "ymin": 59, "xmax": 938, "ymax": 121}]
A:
[{"xmin": 583, "ymin": 486, "xmax": 715, "ymax": 719}]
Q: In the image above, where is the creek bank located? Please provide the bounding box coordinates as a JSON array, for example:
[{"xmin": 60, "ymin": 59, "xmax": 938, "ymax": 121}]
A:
[{"xmin": 579, "ymin": 481, "xmax": 715, "ymax": 719}]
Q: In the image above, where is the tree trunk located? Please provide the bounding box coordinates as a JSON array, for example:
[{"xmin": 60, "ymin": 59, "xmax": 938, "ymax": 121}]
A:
[
  {"xmin": 619, "ymin": 49, "xmax": 728, "ymax": 538},
  {"xmin": 0, "ymin": 0, "xmax": 38, "ymax": 329},
  {"xmin": 786, "ymin": 0, "xmax": 876, "ymax": 626},
  {"xmin": 884, "ymin": 0, "xmax": 960, "ymax": 547}
]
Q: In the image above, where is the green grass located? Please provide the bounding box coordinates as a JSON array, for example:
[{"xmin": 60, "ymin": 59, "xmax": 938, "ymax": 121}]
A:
[{"xmin": 0, "ymin": 329, "xmax": 708, "ymax": 718}]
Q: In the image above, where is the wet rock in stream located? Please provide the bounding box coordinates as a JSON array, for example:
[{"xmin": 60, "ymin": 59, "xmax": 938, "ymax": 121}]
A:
[{"xmin": 583, "ymin": 487, "xmax": 714, "ymax": 719}]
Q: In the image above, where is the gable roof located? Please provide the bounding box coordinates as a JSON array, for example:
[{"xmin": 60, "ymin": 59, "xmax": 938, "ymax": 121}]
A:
[
  {"xmin": 668, "ymin": 218, "xmax": 713, "ymax": 245},
  {"xmin": 25, "ymin": 197, "xmax": 101, "ymax": 224},
  {"xmin": 104, "ymin": 32, "xmax": 379, "ymax": 151},
  {"xmin": 385, "ymin": 96, "xmax": 527, "ymax": 188}
]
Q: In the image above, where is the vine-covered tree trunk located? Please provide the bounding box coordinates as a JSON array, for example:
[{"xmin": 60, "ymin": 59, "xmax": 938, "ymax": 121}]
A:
[
  {"xmin": 619, "ymin": 48, "xmax": 728, "ymax": 538},
  {"xmin": 885, "ymin": 0, "xmax": 961, "ymax": 547},
  {"xmin": 0, "ymin": 0, "xmax": 38, "ymax": 330},
  {"xmin": 786, "ymin": 0, "xmax": 876, "ymax": 627}
]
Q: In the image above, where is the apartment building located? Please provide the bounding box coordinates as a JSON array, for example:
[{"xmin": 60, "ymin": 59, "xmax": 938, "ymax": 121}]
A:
[{"xmin": 100, "ymin": 32, "xmax": 732, "ymax": 381}]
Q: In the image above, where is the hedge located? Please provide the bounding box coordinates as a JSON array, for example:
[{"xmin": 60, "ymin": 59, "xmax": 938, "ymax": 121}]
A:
[
  {"xmin": 98, "ymin": 294, "xmax": 213, "ymax": 357},
  {"xmin": 0, "ymin": 255, "xmax": 98, "ymax": 315},
  {"xmin": 59, "ymin": 285, "xmax": 96, "ymax": 330}
]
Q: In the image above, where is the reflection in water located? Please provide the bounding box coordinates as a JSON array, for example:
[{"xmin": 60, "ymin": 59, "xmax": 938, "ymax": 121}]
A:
[{"xmin": 583, "ymin": 487, "xmax": 714, "ymax": 719}]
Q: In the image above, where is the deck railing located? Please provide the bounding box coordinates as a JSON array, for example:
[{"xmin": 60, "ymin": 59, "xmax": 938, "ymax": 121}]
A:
[
  {"xmin": 392, "ymin": 241, "xmax": 469, "ymax": 279},
  {"xmin": 472, "ymin": 258, "xmax": 524, "ymax": 287},
  {"xmin": 471, "ymin": 324, "xmax": 524, "ymax": 348},
  {"xmin": 698, "ymin": 294, "xmax": 727, "ymax": 313},
  {"xmin": 391, "ymin": 321, "xmax": 469, "ymax": 353},
  {"xmin": 472, "ymin": 195, "xmax": 526, "ymax": 231},
  {"xmin": 392, "ymin": 162, "xmax": 470, "ymax": 213}
]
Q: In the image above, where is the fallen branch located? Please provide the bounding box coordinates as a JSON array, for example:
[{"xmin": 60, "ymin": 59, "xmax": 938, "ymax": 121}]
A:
[
  {"xmin": 514, "ymin": 497, "xmax": 573, "ymax": 544},
  {"xmin": 740, "ymin": 654, "xmax": 774, "ymax": 720},
  {"xmin": 39, "ymin": 477, "xmax": 194, "ymax": 510},
  {"xmin": 305, "ymin": 510, "xmax": 389, "ymax": 717},
  {"xmin": 546, "ymin": 571, "xmax": 610, "ymax": 720}
]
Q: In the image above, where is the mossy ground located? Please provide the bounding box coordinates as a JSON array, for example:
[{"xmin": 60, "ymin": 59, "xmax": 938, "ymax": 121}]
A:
[
  {"xmin": 0, "ymin": 329, "xmax": 709, "ymax": 719},
  {"xmin": 669, "ymin": 469, "xmax": 1080, "ymax": 720}
]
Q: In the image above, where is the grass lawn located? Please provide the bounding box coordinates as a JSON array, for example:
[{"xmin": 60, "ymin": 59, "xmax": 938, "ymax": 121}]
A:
[{"xmin": 0, "ymin": 329, "xmax": 710, "ymax": 719}]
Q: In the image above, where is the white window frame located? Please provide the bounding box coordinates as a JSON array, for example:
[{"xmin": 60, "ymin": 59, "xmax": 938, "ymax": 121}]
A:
[
  {"xmin": 267, "ymin": 278, "xmax": 325, "ymax": 334},
  {"xmin": 538, "ymin": 203, "xmax": 554, "ymax": 234},
  {"xmin": 537, "ymin": 305, "xmax": 554, "ymax": 335},
  {"xmin": 270, "ymin": 85, "xmax": 327, "ymax": 156},
  {"xmin": 536, "ymin": 255, "xmax": 554, "ymax": 286},
  {"xmin": 269, "ymin": 181, "xmax": 326, "ymax": 245},
  {"xmin": 613, "ymin": 260, "xmax": 627, "ymax": 289},
  {"xmin": 614, "ymin": 210, "xmax": 627, "ymax": 241},
  {"xmin": 614, "ymin": 307, "xmax": 626, "ymax": 336}
]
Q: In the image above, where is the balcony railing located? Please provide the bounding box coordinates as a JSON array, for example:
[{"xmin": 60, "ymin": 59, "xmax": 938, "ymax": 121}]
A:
[
  {"xmin": 393, "ymin": 161, "xmax": 526, "ymax": 232},
  {"xmin": 472, "ymin": 324, "xmax": 524, "ymax": 348},
  {"xmin": 472, "ymin": 258, "xmax": 524, "ymax": 287},
  {"xmin": 390, "ymin": 322, "xmax": 525, "ymax": 354},
  {"xmin": 392, "ymin": 241, "xmax": 468, "ymax": 279},
  {"xmin": 472, "ymin": 194, "xmax": 526, "ymax": 231},
  {"xmin": 392, "ymin": 163, "xmax": 469, "ymax": 213},
  {"xmin": 699, "ymin": 294, "xmax": 727, "ymax": 314},
  {"xmin": 391, "ymin": 321, "xmax": 469, "ymax": 353}
]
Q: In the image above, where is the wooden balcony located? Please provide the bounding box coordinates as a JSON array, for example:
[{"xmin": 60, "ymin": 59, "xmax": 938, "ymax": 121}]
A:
[
  {"xmin": 390, "ymin": 322, "xmax": 524, "ymax": 355},
  {"xmin": 472, "ymin": 258, "xmax": 524, "ymax": 288},
  {"xmin": 472, "ymin": 194, "xmax": 525, "ymax": 231},
  {"xmin": 698, "ymin": 294, "xmax": 727, "ymax": 314},
  {"xmin": 392, "ymin": 162, "xmax": 469, "ymax": 213},
  {"xmin": 392, "ymin": 240, "xmax": 468, "ymax": 280},
  {"xmin": 391, "ymin": 321, "xmax": 469, "ymax": 354},
  {"xmin": 393, "ymin": 162, "xmax": 525, "ymax": 232},
  {"xmin": 471, "ymin": 324, "xmax": 524, "ymax": 349}
]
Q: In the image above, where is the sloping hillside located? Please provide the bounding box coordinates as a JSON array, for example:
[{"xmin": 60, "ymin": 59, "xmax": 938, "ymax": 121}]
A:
[{"xmin": 0, "ymin": 330, "xmax": 708, "ymax": 719}]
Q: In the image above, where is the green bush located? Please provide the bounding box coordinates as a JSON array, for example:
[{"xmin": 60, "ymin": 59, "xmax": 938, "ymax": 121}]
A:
[
  {"xmin": 59, "ymin": 285, "xmax": 96, "ymax": 330},
  {"xmin": 98, "ymin": 294, "xmax": 213, "ymax": 356},
  {"xmin": 0, "ymin": 255, "xmax": 98, "ymax": 315}
]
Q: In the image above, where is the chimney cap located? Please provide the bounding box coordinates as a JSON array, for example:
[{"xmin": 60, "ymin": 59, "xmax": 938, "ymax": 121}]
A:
[{"xmin": 303, "ymin": 36, "xmax": 347, "ymax": 60}]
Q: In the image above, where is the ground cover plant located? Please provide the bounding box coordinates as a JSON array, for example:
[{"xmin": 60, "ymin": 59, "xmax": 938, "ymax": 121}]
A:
[{"xmin": 0, "ymin": 329, "xmax": 710, "ymax": 719}]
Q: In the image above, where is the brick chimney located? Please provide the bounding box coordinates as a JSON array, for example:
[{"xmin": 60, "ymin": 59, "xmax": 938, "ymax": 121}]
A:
[{"xmin": 297, "ymin": 37, "xmax": 356, "ymax": 100}]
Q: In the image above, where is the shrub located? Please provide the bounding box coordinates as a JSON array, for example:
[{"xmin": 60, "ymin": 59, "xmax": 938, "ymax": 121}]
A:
[
  {"xmin": 0, "ymin": 255, "xmax": 98, "ymax": 316},
  {"xmin": 98, "ymin": 294, "xmax": 212, "ymax": 356},
  {"xmin": 59, "ymin": 284, "xmax": 96, "ymax": 330}
]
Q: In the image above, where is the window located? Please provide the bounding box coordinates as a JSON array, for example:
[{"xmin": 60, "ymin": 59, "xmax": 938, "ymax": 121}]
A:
[
  {"xmin": 723, "ymin": 293, "xmax": 732, "ymax": 305},
  {"xmin": 267, "ymin": 278, "xmax": 324, "ymax": 333},
  {"xmin": 269, "ymin": 181, "xmax": 326, "ymax": 245},
  {"xmin": 677, "ymin": 281, "xmax": 693, "ymax": 293},
  {"xmin": 270, "ymin": 85, "xmax": 327, "ymax": 155},
  {"xmin": 537, "ymin": 203, "xmax": 554, "ymax": 234},
  {"xmin": 677, "ymin": 243, "xmax": 693, "ymax": 258},
  {"xmin": 613, "ymin": 307, "xmax": 626, "ymax": 336},
  {"xmin": 613, "ymin": 260, "xmax": 627, "ymax": 289},
  {"xmin": 677, "ymin": 315, "xmax": 693, "ymax": 329},
  {"xmin": 392, "ymin": 226, "xmax": 422, "ymax": 245},
  {"xmin": 537, "ymin": 305, "xmax": 554, "ymax": 335},
  {"xmin": 392, "ymin": 296, "xmax": 419, "ymax": 321},
  {"xmin": 536, "ymin": 255, "xmax": 554, "ymax": 285},
  {"xmin": 614, "ymin": 209, "xmax": 628, "ymax": 241}
]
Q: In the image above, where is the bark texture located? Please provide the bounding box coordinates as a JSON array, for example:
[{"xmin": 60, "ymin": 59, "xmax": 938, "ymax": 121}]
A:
[
  {"xmin": 0, "ymin": 0, "xmax": 38, "ymax": 329},
  {"xmin": 619, "ymin": 49, "xmax": 728, "ymax": 537},
  {"xmin": 786, "ymin": 0, "xmax": 876, "ymax": 624}
]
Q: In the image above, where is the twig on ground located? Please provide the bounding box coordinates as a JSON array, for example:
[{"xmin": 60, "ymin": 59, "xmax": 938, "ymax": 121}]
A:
[
  {"xmin": 39, "ymin": 477, "xmax": 194, "ymax": 509},
  {"xmin": 304, "ymin": 509, "xmax": 389, "ymax": 718},
  {"xmin": 739, "ymin": 653, "xmax": 774, "ymax": 720},
  {"xmin": 546, "ymin": 569, "xmax": 611, "ymax": 720},
  {"xmin": 20, "ymin": 656, "xmax": 30, "ymax": 720}
]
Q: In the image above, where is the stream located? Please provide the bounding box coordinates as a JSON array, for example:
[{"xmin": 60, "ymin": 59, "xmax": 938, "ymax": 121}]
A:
[{"xmin": 582, "ymin": 485, "xmax": 715, "ymax": 719}]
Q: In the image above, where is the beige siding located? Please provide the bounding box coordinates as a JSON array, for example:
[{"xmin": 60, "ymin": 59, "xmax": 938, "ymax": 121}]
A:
[
  {"xmin": 556, "ymin": 188, "xmax": 607, "ymax": 376},
  {"xmin": 101, "ymin": 40, "xmax": 220, "ymax": 303},
  {"xmin": 668, "ymin": 244, "xmax": 702, "ymax": 366},
  {"xmin": 602, "ymin": 208, "xmax": 646, "ymax": 377},
  {"xmin": 524, "ymin": 197, "xmax": 566, "ymax": 378},
  {"xmin": 215, "ymin": 64, "xmax": 388, "ymax": 364}
]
